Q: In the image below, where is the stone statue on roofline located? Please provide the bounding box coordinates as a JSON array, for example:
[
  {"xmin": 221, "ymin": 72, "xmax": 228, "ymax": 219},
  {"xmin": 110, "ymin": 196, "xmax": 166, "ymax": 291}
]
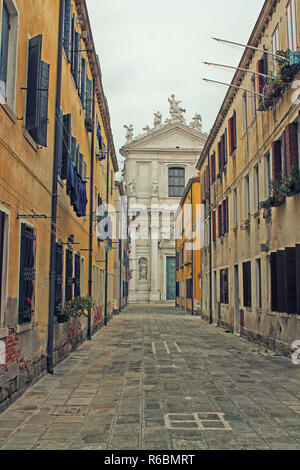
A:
[
  {"xmin": 168, "ymin": 94, "xmax": 186, "ymax": 123},
  {"xmin": 190, "ymin": 113, "xmax": 203, "ymax": 131},
  {"xmin": 153, "ymin": 111, "xmax": 162, "ymax": 128},
  {"xmin": 124, "ymin": 124, "xmax": 134, "ymax": 143}
]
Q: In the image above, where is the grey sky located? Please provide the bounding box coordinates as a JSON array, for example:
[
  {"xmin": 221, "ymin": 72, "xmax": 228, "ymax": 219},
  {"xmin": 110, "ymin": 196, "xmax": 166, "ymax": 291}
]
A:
[{"xmin": 86, "ymin": 0, "xmax": 265, "ymax": 172}]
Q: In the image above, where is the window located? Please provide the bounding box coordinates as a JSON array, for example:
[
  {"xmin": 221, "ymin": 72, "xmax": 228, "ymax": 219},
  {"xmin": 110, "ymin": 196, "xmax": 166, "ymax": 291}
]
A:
[
  {"xmin": 233, "ymin": 188, "xmax": 238, "ymax": 229},
  {"xmin": 242, "ymin": 92, "xmax": 248, "ymax": 135},
  {"xmin": 256, "ymin": 259, "xmax": 262, "ymax": 309},
  {"xmin": 245, "ymin": 175, "xmax": 250, "ymax": 219},
  {"xmin": 228, "ymin": 112, "xmax": 237, "ymax": 155},
  {"xmin": 18, "ymin": 224, "xmax": 36, "ymax": 325},
  {"xmin": 74, "ymin": 253, "xmax": 81, "ymax": 298},
  {"xmin": 0, "ymin": 0, "xmax": 18, "ymax": 109},
  {"xmin": 25, "ymin": 35, "xmax": 50, "ymax": 146},
  {"xmin": 218, "ymin": 198, "xmax": 229, "ymax": 238},
  {"xmin": 264, "ymin": 152, "xmax": 271, "ymax": 198},
  {"xmin": 210, "ymin": 152, "xmax": 216, "ymax": 184},
  {"xmin": 93, "ymin": 265, "xmax": 95, "ymax": 300},
  {"xmin": 243, "ymin": 261, "xmax": 252, "ymax": 308},
  {"xmin": 285, "ymin": 121, "xmax": 299, "ymax": 177},
  {"xmin": 272, "ymin": 24, "xmax": 280, "ymax": 75},
  {"xmin": 63, "ymin": 0, "xmax": 72, "ymax": 61},
  {"xmin": 80, "ymin": 257, "xmax": 85, "ymax": 297},
  {"xmin": 176, "ymin": 281, "xmax": 180, "ymax": 298},
  {"xmin": 0, "ymin": 210, "xmax": 8, "ymax": 322},
  {"xmin": 186, "ymin": 278, "xmax": 193, "ymax": 300},
  {"xmin": 55, "ymin": 242, "xmax": 63, "ymax": 314},
  {"xmin": 272, "ymin": 139, "xmax": 283, "ymax": 182},
  {"xmin": 218, "ymin": 131, "xmax": 228, "ymax": 172},
  {"xmin": 250, "ymin": 74, "xmax": 257, "ymax": 120},
  {"xmin": 257, "ymin": 52, "xmax": 268, "ymax": 109},
  {"xmin": 169, "ymin": 168, "xmax": 185, "ymax": 197},
  {"xmin": 212, "ymin": 210, "xmax": 216, "ymax": 242},
  {"xmin": 220, "ymin": 268, "xmax": 229, "ymax": 304},
  {"xmin": 253, "ymin": 164, "xmax": 260, "ymax": 213},
  {"xmin": 271, "ymin": 247, "xmax": 300, "ymax": 314},
  {"xmin": 287, "ymin": 0, "xmax": 297, "ymax": 52},
  {"xmin": 65, "ymin": 248, "xmax": 73, "ymax": 302}
]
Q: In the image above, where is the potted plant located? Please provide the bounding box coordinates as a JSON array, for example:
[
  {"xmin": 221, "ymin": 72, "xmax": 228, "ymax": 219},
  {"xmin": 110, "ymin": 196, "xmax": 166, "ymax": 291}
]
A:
[
  {"xmin": 269, "ymin": 179, "xmax": 286, "ymax": 207},
  {"xmin": 61, "ymin": 296, "xmax": 95, "ymax": 321},
  {"xmin": 286, "ymin": 166, "xmax": 300, "ymax": 196}
]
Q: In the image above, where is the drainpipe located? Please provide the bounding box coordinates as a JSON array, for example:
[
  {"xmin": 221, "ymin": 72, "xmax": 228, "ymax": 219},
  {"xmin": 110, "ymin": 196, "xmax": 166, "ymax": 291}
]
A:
[
  {"xmin": 87, "ymin": 77, "xmax": 96, "ymax": 340},
  {"xmin": 104, "ymin": 140, "xmax": 110, "ymax": 326},
  {"xmin": 208, "ymin": 153, "xmax": 213, "ymax": 324},
  {"xmin": 191, "ymin": 184, "xmax": 194, "ymax": 316},
  {"xmin": 47, "ymin": 0, "xmax": 64, "ymax": 374}
]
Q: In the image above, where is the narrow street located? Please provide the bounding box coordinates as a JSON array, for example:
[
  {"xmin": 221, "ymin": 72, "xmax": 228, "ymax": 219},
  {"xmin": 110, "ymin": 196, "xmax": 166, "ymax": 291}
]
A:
[{"xmin": 0, "ymin": 306, "xmax": 300, "ymax": 451}]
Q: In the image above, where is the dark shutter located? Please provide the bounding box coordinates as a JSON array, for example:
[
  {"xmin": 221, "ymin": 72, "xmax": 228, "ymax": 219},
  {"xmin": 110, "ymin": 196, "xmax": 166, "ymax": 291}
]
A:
[
  {"xmin": 86, "ymin": 77, "xmax": 92, "ymax": 118},
  {"xmin": 36, "ymin": 61, "xmax": 49, "ymax": 146},
  {"xmin": 0, "ymin": 2, "xmax": 10, "ymax": 87},
  {"xmin": 80, "ymin": 57, "xmax": 87, "ymax": 108},
  {"xmin": 285, "ymin": 123, "xmax": 299, "ymax": 176},
  {"xmin": 63, "ymin": 0, "xmax": 72, "ymax": 61},
  {"xmin": 60, "ymin": 114, "xmax": 71, "ymax": 180},
  {"xmin": 243, "ymin": 261, "xmax": 252, "ymax": 308},
  {"xmin": 78, "ymin": 153, "xmax": 83, "ymax": 178},
  {"xmin": 218, "ymin": 205, "xmax": 222, "ymax": 238},
  {"xmin": 285, "ymin": 247, "xmax": 296, "ymax": 315},
  {"xmin": 18, "ymin": 224, "xmax": 36, "ymax": 325},
  {"xmin": 270, "ymin": 252, "xmax": 278, "ymax": 312},
  {"xmin": 71, "ymin": 15, "xmax": 76, "ymax": 77},
  {"xmin": 228, "ymin": 117, "xmax": 233, "ymax": 156},
  {"xmin": 272, "ymin": 140, "xmax": 282, "ymax": 181},
  {"xmin": 71, "ymin": 136, "xmax": 76, "ymax": 163},
  {"xmin": 224, "ymin": 129, "xmax": 228, "ymax": 165},
  {"xmin": 74, "ymin": 253, "xmax": 81, "ymax": 298},
  {"xmin": 277, "ymin": 250, "xmax": 286, "ymax": 313},
  {"xmin": 26, "ymin": 35, "xmax": 42, "ymax": 131},
  {"xmin": 55, "ymin": 242, "xmax": 63, "ymax": 314},
  {"xmin": 296, "ymin": 245, "xmax": 300, "ymax": 315},
  {"xmin": 65, "ymin": 248, "xmax": 73, "ymax": 302},
  {"xmin": 56, "ymin": 108, "xmax": 64, "ymax": 177},
  {"xmin": 212, "ymin": 210, "xmax": 216, "ymax": 242},
  {"xmin": 0, "ymin": 212, "xmax": 5, "ymax": 313},
  {"xmin": 210, "ymin": 152, "xmax": 215, "ymax": 184},
  {"xmin": 74, "ymin": 32, "xmax": 81, "ymax": 88}
]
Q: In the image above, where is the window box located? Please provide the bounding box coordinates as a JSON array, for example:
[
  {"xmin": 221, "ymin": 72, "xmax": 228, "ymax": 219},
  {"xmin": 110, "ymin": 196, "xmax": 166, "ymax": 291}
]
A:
[{"xmin": 273, "ymin": 195, "xmax": 286, "ymax": 207}]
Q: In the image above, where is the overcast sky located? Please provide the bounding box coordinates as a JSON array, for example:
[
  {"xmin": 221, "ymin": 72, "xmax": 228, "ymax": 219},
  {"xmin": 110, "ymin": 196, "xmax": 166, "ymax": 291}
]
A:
[{"xmin": 86, "ymin": 0, "xmax": 265, "ymax": 172}]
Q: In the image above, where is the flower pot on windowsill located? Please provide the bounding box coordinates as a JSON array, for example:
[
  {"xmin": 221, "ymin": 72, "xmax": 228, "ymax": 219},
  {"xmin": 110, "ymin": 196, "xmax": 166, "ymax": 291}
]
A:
[{"xmin": 273, "ymin": 195, "xmax": 286, "ymax": 207}]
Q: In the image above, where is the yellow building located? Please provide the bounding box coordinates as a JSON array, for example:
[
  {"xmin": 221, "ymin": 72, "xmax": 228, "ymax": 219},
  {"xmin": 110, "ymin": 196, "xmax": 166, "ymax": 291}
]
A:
[
  {"xmin": 175, "ymin": 177, "xmax": 202, "ymax": 314},
  {"xmin": 0, "ymin": 0, "xmax": 120, "ymax": 409},
  {"xmin": 197, "ymin": 0, "xmax": 300, "ymax": 354}
]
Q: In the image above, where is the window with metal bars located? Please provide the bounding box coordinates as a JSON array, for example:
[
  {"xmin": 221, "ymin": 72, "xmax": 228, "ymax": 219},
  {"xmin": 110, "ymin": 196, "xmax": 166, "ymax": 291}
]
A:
[
  {"xmin": 65, "ymin": 248, "xmax": 73, "ymax": 302},
  {"xmin": 18, "ymin": 224, "xmax": 36, "ymax": 325},
  {"xmin": 74, "ymin": 253, "xmax": 81, "ymax": 298},
  {"xmin": 55, "ymin": 242, "xmax": 63, "ymax": 314}
]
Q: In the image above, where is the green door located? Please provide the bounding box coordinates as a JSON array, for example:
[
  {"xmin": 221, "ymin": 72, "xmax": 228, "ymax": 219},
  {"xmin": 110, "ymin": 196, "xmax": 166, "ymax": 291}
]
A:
[{"xmin": 166, "ymin": 257, "xmax": 176, "ymax": 300}]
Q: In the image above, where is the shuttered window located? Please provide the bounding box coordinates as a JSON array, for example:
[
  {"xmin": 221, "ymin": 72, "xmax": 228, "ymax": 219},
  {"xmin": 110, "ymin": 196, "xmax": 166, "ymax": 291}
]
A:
[
  {"xmin": 0, "ymin": 211, "xmax": 5, "ymax": 316},
  {"xmin": 80, "ymin": 57, "xmax": 87, "ymax": 108},
  {"xmin": 285, "ymin": 122, "xmax": 299, "ymax": 176},
  {"xmin": 220, "ymin": 268, "xmax": 229, "ymax": 304},
  {"xmin": 243, "ymin": 261, "xmax": 252, "ymax": 308},
  {"xmin": 25, "ymin": 35, "xmax": 50, "ymax": 146},
  {"xmin": 18, "ymin": 224, "xmax": 36, "ymax": 325},
  {"xmin": 211, "ymin": 152, "xmax": 216, "ymax": 184},
  {"xmin": 271, "ymin": 247, "xmax": 299, "ymax": 314},
  {"xmin": 228, "ymin": 112, "xmax": 237, "ymax": 155},
  {"xmin": 272, "ymin": 140, "xmax": 282, "ymax": 182},
  {"xmin": 186, "ymin": 278, "xmax": 193, "ymax": 300},
  {"xmin": 0, "ymin": 2, "xmax": 10, "ymax": 100},
  {"xmin": 86, "ymin": 77, "xmax": 92, "ymax": 119},
  {"xmin": 60, "ymin": 113, "xmax": 71, "ymax": 180},
  {"xmin": 169, "ymin": 168, "xmax": 185, "ymax": 197},
  {"xmin": 65, "ymin": 248, "xmax": 73, "ymax": 302},
  {"xmin": 74, "ymin": 253, "xmax": 81, "ymax": 298},
  {"xmin": 55, "ymin": 242, "xmax": 63, "ymax": 313},
  {"xmin": 63, "ymin": 0, "xmax": 72, "ymax": 61},
  {"xmin": 212, "ymin": 210, "xmax": 216, "ymax": 242}
]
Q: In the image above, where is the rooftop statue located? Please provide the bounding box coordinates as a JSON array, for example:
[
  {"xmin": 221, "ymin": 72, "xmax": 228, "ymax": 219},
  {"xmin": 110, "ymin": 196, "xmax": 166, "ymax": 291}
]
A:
[
  {"xmin": 154, "ymin": 111, "xmax": 162, "ymax": 128},
  {"xmin": 168, "ymin": 94, "xmax": 186, "ymax": 123},
  {"xmin": 190, "ymin": 113, "xmax": 203, "ymax": 131},
  {"xmin": 124, "ymin": 124, "xmax": 134, "ymax": 143}
]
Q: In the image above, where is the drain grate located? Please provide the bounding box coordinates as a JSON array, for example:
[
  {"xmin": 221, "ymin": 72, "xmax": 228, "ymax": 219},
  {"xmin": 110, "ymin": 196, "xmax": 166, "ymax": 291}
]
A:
[{"xmin": 164, "ymin": 412, "xmax": 231, "ymax": 431}]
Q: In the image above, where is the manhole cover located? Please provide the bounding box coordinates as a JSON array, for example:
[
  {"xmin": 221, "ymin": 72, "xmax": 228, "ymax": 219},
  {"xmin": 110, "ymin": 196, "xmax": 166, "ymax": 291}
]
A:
[{"xmin": 164, "ymin": 412, "xmax": 231, "ymax": 431}]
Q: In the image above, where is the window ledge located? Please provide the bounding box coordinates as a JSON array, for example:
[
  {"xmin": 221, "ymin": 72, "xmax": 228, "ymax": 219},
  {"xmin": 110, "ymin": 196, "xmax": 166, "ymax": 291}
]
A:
[
  {"xmin": 1, "ymin": 103, "xmax": 17, "ymax": 124},
  {"xmin": 16, "ymin": 323, "xmax": 33, "ymax": 334},
  {"xmin": 0, "ymin": 327, "xmax": 9, "ymax": 340},
  {"xmin": 23, "ymin": 130, "xmax": 38, "ymax": 152}
]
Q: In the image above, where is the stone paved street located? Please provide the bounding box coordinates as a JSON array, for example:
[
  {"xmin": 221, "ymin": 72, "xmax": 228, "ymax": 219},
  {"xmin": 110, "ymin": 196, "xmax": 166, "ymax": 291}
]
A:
[{"xmin": 0, "ymin": 305, "xmax": 300, "ymax": 450}]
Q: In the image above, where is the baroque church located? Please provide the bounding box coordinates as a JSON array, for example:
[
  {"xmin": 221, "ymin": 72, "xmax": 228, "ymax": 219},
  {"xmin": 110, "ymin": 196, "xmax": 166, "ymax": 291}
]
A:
[{"xmin": 120, "ymin": 96, "xmax": 207, "ymax": 304}]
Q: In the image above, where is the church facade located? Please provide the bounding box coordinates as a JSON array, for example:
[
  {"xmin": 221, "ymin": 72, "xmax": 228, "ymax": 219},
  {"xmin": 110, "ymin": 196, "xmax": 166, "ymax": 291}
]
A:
[{"xmin": 120, "ymin": 96, "xmax": 207, "ymax": 304}]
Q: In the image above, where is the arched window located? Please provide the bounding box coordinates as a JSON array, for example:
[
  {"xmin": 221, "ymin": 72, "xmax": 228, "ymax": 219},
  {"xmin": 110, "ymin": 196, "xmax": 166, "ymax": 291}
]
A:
[{"xmin": 168, "ymin": 167, "xmax": 185, "ymax": 197}]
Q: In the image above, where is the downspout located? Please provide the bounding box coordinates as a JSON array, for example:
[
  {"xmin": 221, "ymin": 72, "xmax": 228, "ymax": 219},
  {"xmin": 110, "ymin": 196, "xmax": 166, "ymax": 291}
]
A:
[
  {"xmin": 191, "ymin": 184, "xmax": 194, "ymax": 316},
  {"xmin": 104, "ymin": 140, "xmax": 110, "ymax": 326},
  {"xmin": 87, "ymin": 77, "xmax": 96, "ymax": 340},
  {"xmin": 208, "ymin": 153, "xmax": 213, "ymax": 324},
  {"xmin": 47, "ymin": 0, "xmax": 64, "ymax": 374}
]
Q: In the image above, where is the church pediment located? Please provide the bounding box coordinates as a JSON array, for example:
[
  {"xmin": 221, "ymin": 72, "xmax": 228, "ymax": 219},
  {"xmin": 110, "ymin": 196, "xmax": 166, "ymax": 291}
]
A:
[{"xmin": 121, "ymin": 122, "xmax": 207, "ymax": 153}]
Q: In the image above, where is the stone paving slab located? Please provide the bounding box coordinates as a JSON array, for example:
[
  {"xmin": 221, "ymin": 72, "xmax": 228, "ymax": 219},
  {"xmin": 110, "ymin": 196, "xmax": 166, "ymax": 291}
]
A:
[{"xmin": 0, "ymin": 305, "xmax": 300, "ymax": 450}]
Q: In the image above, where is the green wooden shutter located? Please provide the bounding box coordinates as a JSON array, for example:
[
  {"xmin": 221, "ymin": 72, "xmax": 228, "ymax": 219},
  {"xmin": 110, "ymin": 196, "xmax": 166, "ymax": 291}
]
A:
[
  {"xmin": 36, "ymin": 61, "xmax": 50, "ymax": 146},
  {"xmin": 71, "ymin": 136, "xmax": 76, "ymax": 163},
  {"xmin": 80, "ymin": 57, "xmax": 87, "ymax": 107},
  {"xmin": 56, "ymin": 108, "xmax": 64, "ymax": 177},
  {"xmin": 71, "ymin": 15, "xmax": 76, "ymax": 77},
  {"xmin": 74, "ymin": 32, "xmax": 81, "ymax": 88},
  {"xmin": 63, "ymin": 0, "xmax": 72, "ymax": 61},
  {"xmin": 0, "ymin": 2, "xmax": 10, "ymax": 92},
  {"xmin": 61, "ymin": 113, "xmax": 71, "ymax": 180},
  {"xmin": 26, "ymin": 35, "xmax": 42, "ymax": 131},
  {"xmin": 85, "ymin": 77, "xmax": 92, "ymax": 118}
]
